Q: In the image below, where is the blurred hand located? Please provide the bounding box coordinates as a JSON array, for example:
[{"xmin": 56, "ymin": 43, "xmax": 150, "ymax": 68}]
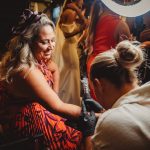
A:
[
  {"xmin": 83, "ymin": 19, "xmax": 89, "ymax": 29},
  {"xmin": 84, "ymin": 98, "xmax": 104, "ymax": 112},
  {"xmin": 140, "ymin": 41, "xmax": 150, "ymax": 49},
  {"xmin": 119, "ymin": 34, "xmax": 130, "ymax": 41}
]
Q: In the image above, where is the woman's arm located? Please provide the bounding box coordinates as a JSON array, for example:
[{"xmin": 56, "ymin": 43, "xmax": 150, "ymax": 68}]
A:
[
  {"xmin": 18, "ymin": 67, "xmax": 81, "ymax": 119},
  {"xmin": 78, "ymin": 25, "xmax": 89, "ymax": 44},
  {"xmin": 47, "ymin": 60, "xmax": 60, "ymax": 94}
]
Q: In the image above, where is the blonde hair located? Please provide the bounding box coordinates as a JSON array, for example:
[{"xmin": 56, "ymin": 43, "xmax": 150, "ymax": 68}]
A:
[
  {"xmin": 0, "ymin": 12, "xmax": 55, "ymax": 83},
  {"xmin": 90, "ymin": 40, "xmax": 144, "ymax": 88}
]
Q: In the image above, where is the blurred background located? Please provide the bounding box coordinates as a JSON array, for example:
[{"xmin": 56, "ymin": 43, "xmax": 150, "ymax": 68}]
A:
[{"xmin": 0, "ymin": 0, "xmax": 149, "ymax": 56}]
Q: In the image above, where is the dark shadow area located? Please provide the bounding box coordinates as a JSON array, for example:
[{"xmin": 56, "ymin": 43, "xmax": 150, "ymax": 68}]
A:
[{"xmin": 0, "ymin": 0, "xmax": 29, "ymax": 57}]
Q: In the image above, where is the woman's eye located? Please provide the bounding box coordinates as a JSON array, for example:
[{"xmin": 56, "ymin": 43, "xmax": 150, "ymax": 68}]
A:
[
  {"xmin": 38, "ymin": 39, "xmax": 55, "ymax": 45},
  {"xmin": 52, "ymin": 39, "xmax": 56, "ymax": 43},
  {"xmin": 41, "ymin": 40, "xmax": 49, "ymax": 44}
]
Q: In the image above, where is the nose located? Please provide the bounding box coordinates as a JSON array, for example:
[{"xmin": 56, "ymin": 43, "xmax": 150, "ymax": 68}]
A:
[
  {"xmin": 48, "ymin": 40, "xmax": 55, "ymax": 48},
  {"xmin": 47, "ymin": 44, "xmax": 54, "ymax": 53},
  {"xmin": 47, "ymin": 41, "xmax": 53, "ymax": 49}
]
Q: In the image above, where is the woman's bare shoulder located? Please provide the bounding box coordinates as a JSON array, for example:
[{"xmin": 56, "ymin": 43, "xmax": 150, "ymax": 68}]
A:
[
  {"xmin": 11, "ymin": 65, "xmax": 50, "ymax": 99},
  {"xmin": 7, "ymin": 66, "xmax": 42, "ymax": 98},
  {"xmin": 18, "ymin": 65, "xmax": 40, "ymax": 77}
]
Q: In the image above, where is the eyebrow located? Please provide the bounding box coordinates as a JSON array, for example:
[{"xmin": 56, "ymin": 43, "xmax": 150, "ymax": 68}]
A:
[
  {"xmin": 39, "ymin": 36, "xmax": 56, "ymax": 40},
  {"xmin": 38, "ymin": 38, "xmax": 56, "ymax": 42}
]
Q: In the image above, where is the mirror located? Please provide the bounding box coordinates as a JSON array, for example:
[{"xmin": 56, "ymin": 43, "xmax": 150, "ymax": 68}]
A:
[
  {"xmin": 112, "ymin": 0, "xmax": 142, "ymax": 6},
  {"xmin": 101, "ymin": 0, "xmax": 150, "ymax": 17}
]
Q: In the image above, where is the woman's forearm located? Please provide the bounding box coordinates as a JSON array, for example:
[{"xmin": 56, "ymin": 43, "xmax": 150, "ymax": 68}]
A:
[{"xmin": 55, "ymin": 102, "xmax": 82, "ymax": 120}]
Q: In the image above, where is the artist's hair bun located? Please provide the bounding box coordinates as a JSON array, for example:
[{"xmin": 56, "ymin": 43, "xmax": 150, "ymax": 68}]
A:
[{"xmin": 114, "ymin": 40, "xmax": 143, "ymax": 70}]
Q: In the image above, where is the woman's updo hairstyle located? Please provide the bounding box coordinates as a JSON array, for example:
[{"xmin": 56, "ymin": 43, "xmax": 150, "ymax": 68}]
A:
[
  {"xmin": 90, "ymin": 40, "xmax": 144, "ymax": 88},
  {"xmin": 114, "ymin": 40, "xmax": 143, "ymax": 70}
]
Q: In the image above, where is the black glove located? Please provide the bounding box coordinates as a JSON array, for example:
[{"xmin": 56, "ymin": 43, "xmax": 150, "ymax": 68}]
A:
[
  {"xmin": 78, "ymin": 100, "xmax": 97, "ymax": 137},
  {"xmin": 81, "ymin": 75, "xmax": 104, "ymax": 113},
  {"xmin": 84, "ymin": 98, "xmax": 103, "ymax": 113}
]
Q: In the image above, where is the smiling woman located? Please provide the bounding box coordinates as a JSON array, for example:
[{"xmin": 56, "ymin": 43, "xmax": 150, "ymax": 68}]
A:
[
  {"xmin": 33, "ymin": 25, "xmax": 56, "ymax": 63},
  {"xmin": 32, "ymin": 24, "xmax": 60, "ymax": 92},
  {"xmin": 0, "ymin": 9, "xmax": 84, "ymax": 149}
]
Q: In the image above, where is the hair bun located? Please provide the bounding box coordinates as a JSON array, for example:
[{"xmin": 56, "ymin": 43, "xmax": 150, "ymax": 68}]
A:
[{"xmin": 115, "ymin": 40, "xmax": 143, "ymax": 70}]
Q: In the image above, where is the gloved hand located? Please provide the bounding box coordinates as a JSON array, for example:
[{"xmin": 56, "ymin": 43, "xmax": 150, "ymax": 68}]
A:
[
  {"xmin": 78, "ymin": 100, "xmax": 97, "ymax": 137},
  {"xmin": 81, "ymin": 75, "xmax": 104, "ymax": 113},
  {"xmin": 84, "ymin": 98, "xmax": 103, "ymax": 113}
]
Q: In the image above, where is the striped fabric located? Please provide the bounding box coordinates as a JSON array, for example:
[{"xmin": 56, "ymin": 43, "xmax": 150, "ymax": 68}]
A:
[{"xmin": 0, "ymin": 62, "xmax": 82, "ymax": 149}]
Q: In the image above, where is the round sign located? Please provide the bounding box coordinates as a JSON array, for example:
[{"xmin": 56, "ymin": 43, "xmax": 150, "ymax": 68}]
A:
[{"xmin": 101, "ymin": 0, "xmax": 150, "ymax": 17}]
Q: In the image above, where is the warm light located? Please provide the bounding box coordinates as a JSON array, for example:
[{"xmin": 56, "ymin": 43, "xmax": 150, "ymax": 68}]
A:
[{"xmin": 101, "ymin": 0, "xmax": 150, "ymax": 17}]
